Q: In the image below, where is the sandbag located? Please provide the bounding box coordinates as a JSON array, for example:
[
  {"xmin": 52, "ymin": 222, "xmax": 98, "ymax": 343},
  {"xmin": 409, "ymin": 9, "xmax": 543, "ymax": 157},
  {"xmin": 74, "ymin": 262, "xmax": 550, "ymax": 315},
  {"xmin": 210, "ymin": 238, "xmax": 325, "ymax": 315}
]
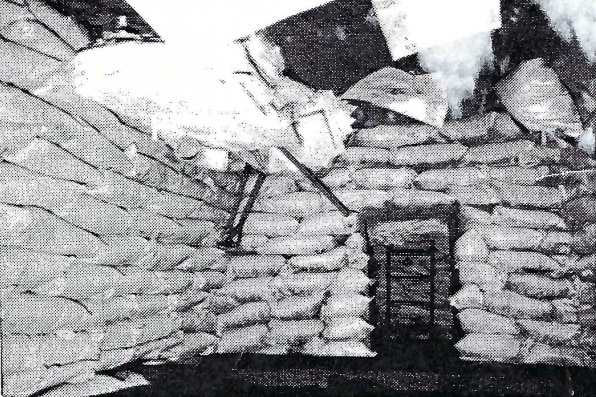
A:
[
  {"xmin": 301, "ymin": 338, "xmax": 376, "ymax": 357},
  {"xmin": 463, "ymin": 140, "xmax": 535, "ymax": 164},
  {"xmin": 257, "ymin": 235, "xmax": 336, "ymax": 255},
  {"xmin": 332, "ymin": 189, "xmax": 390, "ymax": 211},
  {"xmin": 455, "ymin": 230, "xmax": 489, "ymax": 262},
  {"xmin": 389, "ymin": 143, "xmax": 468, "ymax": 166},
  {"xmin": 457, "ymin": 262, "xmax": 506, "ymax": 290},
  {"xmin": 271, "ymin": 293, "xmax": 325, "ymax": 320},
  {"xmin": 323, "ymin": 317, "xmax": 374, "ymax": 341},
  {"xmin": 517, "ymin": 146, "xmax": 562, "ymax": 167},
  {"xmin": 455, "ymin": 334, "xmax": 522, "ymax": 362},
  {"xmin": 574, "ymin": 280, "xmax": 595, "ymax": 304},
  {"xmin": 415, "ymin": 168, "xmax": 488, "ymax": 191},
  {"xmin": 101, "ymin": 315, "xmax": 182, "ymax": 350},
  {"xmin": 34, "ymin": 264, "xmax": 123, "ymax": 300},
  {"xmin": 298, "ymin": 212, "xmax": 358, "ymax": 236},
  {"xmin": 487, "ymin": 166, "xmax": 549, "ymax": 185},
  {"xmin": 27, "ymin": 0, "xmax": 91, "ymax": 50},
  {"xmin": 115, "ymin": 267, "xmax": 174, "ymax": 295},
  {"xmin": 484, "ymin": 290, "xmax": 553, "ymax": 320},
  {"xmin": 345, "ymin": 233, "xmax": 366, "ymax": 252},
  {"xmin": 353, "ymin": 124, "xmax": 438, "ymax": 149},
  {"xmin": 441, "ymin": 112, "xmax": 524, "ymax": 143},
  {"xmin": 0, "ymin": 203, "xmax": 104, "ymax": 257},
  {"xmin": 181, "ymin": 309, "xmax": 217, "ymax": 333},
  {"xmin": 259, "ymin": 175, "xmax": 298, "ymax": 197},
  {"xmin": 539, "ymin": 231, "xmax": 572, "ymax": 254},
  {"xmin": 2, "ymin": 19, "xmax": 75, "ymax": 60},
  {"xmin": 457, "ymin": 309, "xmax": 519, "ymax": 334},
  {"xmin": 254, "ymin": 192, "xmax": 327, "ymax": 216},
  {"xmin": 508, "ymin": 274, "xmax": 572, "ymax": 299},
  {"xmin": 192, "ymin": 293, "xmax": 240, "ymax": 315},
  {"xmin": 552, "ymin": 298, "xmax": 579, "ymax": 324},
  {"xmin": 352, "ymin": 168, "xmax": 416, "ymax": 189},
  {"xmin": 390, "ymin": 188, "xmax": 455, "ymax": 207},
  {"xmin": 330, "ymin": 268, "xmax": 372, "ymax": 295},
  {"xmin": 95, "ymin": 348, "xmax": 136, "ymax": 371},
  {"xmin": 562, "ymin": 196, "xmax": 596, "ymax": 224},
  {"xmin": 243, "ymin": 212, "xmax": 299, "ymax": 237},
  {"xmin": 175, "ymin": 247, "xmax": 226, "ymax": 272},
  {"xmin": 216, "ymin": 301, "xmax": 271, "ymax": 332},
  {"xmin": 449, "ymin": 285, "xmax": 484, "ymax": 310},
  {"xmin": 572, "ymin": 224, "xmax": 596, "ymax": 254},
  {"xmin": 492, "ymin": 206, "xmax": 567, "ymax": 230},
  {"xmin": 447, "ymin": 184, "xmax": 501, "ymax": 205},
  {"xmin": 240, "ymin": 234, "xmax": 269, "ymax": 252},
  {"xmin": 216, "ymin": 324, "xmax": 269, "ymax": 353},
  {"xmin": 459, "ymin": 206, "xmax": 492, "ymax": 231},
  {"xmin": 272, "ymin": 272, "xmax": 337, "ymax": 296},
  {"xmin": 0, "ymin": 247, "xmax": 74, "ymax": 289},
  {"xmin": 342, "ymin": 147, "xmax": 389, "ymax": 166},
  {"xmin": 521, "ymin": 343, "xmax": 592, "ymax": 366},
  {"xmin": 517, "ymin": 320, "xmax": 581, "ymax": 346},
  {"xmin": 213, "ymin": 277, "xmax": 275, "ymax": 302},
  {"xmin": 493, "ymin": 182, "xmax": 563, "ymax": 209},
  {"xmin": 163, "ymin": 219, "xmax": 217, "ymax": 245},
  {"xmin": 39, "ymin": 373, "xmax": 149, "ymax": 397},
  {"xmin": 226, "ymin": 255, "xmax": 285, "ymax": 279},
  {"xmin": 176, "ymin": 332, "xmax": 219, "ymax": 359},
  {"xmin": 288, "ymin": 248, "xmax": 349, "ymax": 272},
  {"xmin": 0, "ymin": 40, "xmax": 60, "ymax": 89},
  {"xmin": 0, "ymin": 1, "xmax": 31, "ymax": 28},
  {"xmin": 370, "ymin": 219, "xmax": 448, "ymax": 249},
  {"xmin": 488, "ymin": 251, "xmax": 564, "ymax": 275},
  {"xmin": 268, "ymin": 319, "xmax": 324, "ymax": 345},
  {"xmin": 320, "ymin": 294, "xmax": 371, "ymax": 318},
  {"xmin": 474, "ymin": 225, "xmax": 545, "ymax": 251}
]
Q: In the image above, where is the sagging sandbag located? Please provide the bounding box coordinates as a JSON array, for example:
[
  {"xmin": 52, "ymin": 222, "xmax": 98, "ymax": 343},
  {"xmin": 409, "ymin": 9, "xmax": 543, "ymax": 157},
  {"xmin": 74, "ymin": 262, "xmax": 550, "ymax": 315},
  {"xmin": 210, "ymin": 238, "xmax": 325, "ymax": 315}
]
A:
[
  {"xmin": 225, "ymin": 255, "xmax": 285, "ymax": 280},
  {"xmin": 572, "ymin": 224, "xmax": 596, "ymax": 254},
  {"xmin": 0, "ymin": 203, "xmax": 104, "ymax": 257},
  {"xmin": 488, "ymin": 251, "xmax": 564, "ymax": 275},
  {"xmin": 298, "ymin": 212, "xmax": 358, "ymax": 236},
  {"xmin": 322, "ymin": 317, "xmax": 374, "ymax": 341},
  {"xmin": 175, "ymin": 247, "xmax": 226, "ymax": 272},
  {"xmin": 216, "ymin": 324, "xmax": 269, "ymax": 353},
  {"xmin": 189, "ymin": 271, "xmax": 226, "ymax": 291},
  {"xmin": 162, "ymin": 219, "xmax": 217, "ymax": 246},
  {"xmin": 216, "ymin": 301, "xmax": 271, "ymax": 332},
  {"xmin": 462, "ymin": 140, "xmax": 535, "ymax": 164},
  {"xmin": 345, "ymin": 233, "xmax": 366, "ymax": 252},
  {"xmin": 487, "ymin": 166, "xmax": 549, "ymax": 185},
  {"xmin": 259, "ymin": 175, "xmax": 298, "ymax": 197},
  {"xmin": 126, "ymin": 209, "xmax": 182, "ymax": 240},
  {"xmin": 371, "ymin": 219, "xmax": 448, "ymax": 249},
  {"xmin": 508, "ymin": 274, "xmax": 573, "ymax": 299},
  {"xmin": 449, "ymin": 285, "xmax": 484, "ymax": 310},
  {"xmin": 213, "ymin": 277, "xmax": 275, "ymax": 302},
  {"xmin": 521, "ymin": 343, "xmax": 592, "ymax": 366},
  {"xmin": 189, "ymin": 293, "xmax": 240, "ymax": 315},
  {"xmin": 271, "ymin": 293, "xmax": 325, "ymax": 320},
  {"xmin": 341, "ymin": 147, "xmax": 389, "ymax": 166},
  {"xmin": 254, "ymin": 192, "xmax": 327, "ymax": 216},
  {"xmin": 447, "ymin": 184, "xmax": 500, "ymax": 205},
  {"xmin": 441, "ymin": 112, "xmax": 524, "ymax": 143},
  {"xmin": 272, "ymin": 272, "xmax": 337, "ymax": 296},
  {"xmin": 0, "ymin": 247, "xmax": 74, "ymax": 289},
  {"xmin": 352, "ymin": 168, "xmax": 416, "ymax": 189},
  {"xmin": 492, "ymin": 206, "xmax": 567, "ymax": 230},
  {"xmin": 288, "ymin": 248, "xmax": 349, "ymax": 272},
  {"xmin": 176, "ymin": 332, "xmax": 220, "ymax": 359},
  {"xmin": 459, "ymin": 206, "xmax": 492, "ymax": 231},
  {"xmin": 415, "ymin": 168, "xmax": 488, "ymax": 191},
  {"xmin": 389, "ymin": 143, "xmax": 468, "ymax": 166},
  {"xmin": 33, "ymin": 264, "xmax": 123, "ymax": 300},
  {"xmin": 181, "ymin": 309, "xmax": 217, "ymax": 333},
  {"xmin": 301, "ymin": 337, "xmax": 376, "ymax": 357},
  {"xmin": 353, "ymin": 124, "xmax": 438, "ymax": 149},
  {"xmin": 330, "ymin": 268, "xmax": 372, "ymax": 295},
  {"xmin": 240, "ymin": 234, "xmax": 269, "ymax": 252},
  {"xmin": 484, "ymin": 290, "xmax": 553, "ymax": 320},
  {"xmin": 38, "ymin": 373, "xmax": 149, "ymax": 397},
  {"xmin": 390, "ymin": 188, "xmax": 455, "ymax": 207},
  {"xmin": 455, "ymin": 230, "xmax": 489, "ymax": 262},
  {"xmin": 457, "ymin": 262, "xmax": 506, "ymax": 290},
  {"xmin": 243, "ymin": 212, "xmax": 299, "ymax": 237},
  {"xmin": 320, "ymin": 294, "xmax": 371, "ymax": 319},
  {"xmin": 455, "ymin": 334, "xmax": 522, "ymax": 362},
  {"xmin": 27, "ymin": 0, "xmax": 91, "ymax": 50},
  {"xmin": 473, "ymin": 225, "xmax": 544, "ymax": 251},
  {"xmin": 101, "ymin": 315, "xmax": 182, "ymax": 350},
  {"xmin": 257, "ymin": 235, "xmax": 337, "ymax": 255},
  {"xmin": 268, "ymin": 319, "xmax": 324, "ymax": 345},
  {"xmin": 457, "ymin": 309, "xmax": 519, "ymax": 334},
  {"xmin": 332, "ymin": 189, "xmax": 390, "ymax": 211},
  {"xmin": 79, "ymin": 295, "xmax": 139, "ymax": 327},
  {"xmin": 493, "ymin": 182, "xmax": 564, "ymax": 209},
  {"xmin": 562, "ymin": 196, "xmax": 596, "ymax": 224},
  {"xmin": 2, "ymin": 19, "xmax": 75, "ymax": 60},
  {"xmin": 2, "ymin": 292, "xmax": 93, "ymax": 333},
  {"xmin": 517, "ymin": 320, "xmax": 581, "ymax": 346}
]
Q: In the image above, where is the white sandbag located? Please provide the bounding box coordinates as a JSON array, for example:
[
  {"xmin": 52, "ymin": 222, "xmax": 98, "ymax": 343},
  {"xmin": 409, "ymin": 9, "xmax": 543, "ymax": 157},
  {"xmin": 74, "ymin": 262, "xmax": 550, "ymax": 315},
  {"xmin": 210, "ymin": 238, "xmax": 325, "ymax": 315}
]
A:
[
  {"xmin": 114, "ymin": 268, "xmax": 169, "ymax": 295},
  {"xmin": 332, "ymin": 189, "xmax": 389, "ymax": 211},
  {"xmin": 216, "ymin": 324, "xmax": 269, "ymax": 353},
  {"xmin": 268, "ymin": 319, "xmax": 324, "ymax": 345},
  {"xmin": 484, "ymin": 290, "xmax": 553, "ymax": 320},
  {"xmin": 243, "ymin": 212, "xmax": 299, "ymax": 237},
  {"xmin": 474, "ymin": 225, "xmax": 544, "ymax": 251},
  {"xmin": 508, "ymin": 274, "xmax": 573, "ymax": 299},
  {"xmin": 259, "ymin": 175, "xmax": 298, "ymax": 197},
  {"xmin": 0, "ymin": 1, "xmax": 31, "ymax": 28},
  {"xmin": 342, "ymin": 147, "xmax": 389, "ymax": 166},
  {"xmin": 86, "ymin": 170, "xmax": 154, "ymax": 209},
  {"xmin": 257, "ymin": 235, "xmax": 336, "ymax": 255},
  {"xmin": 517, "ymin": 146, "xmax": 562, "ymax": 167},
  {"xmin": 34, "ymin": 264, "xmax": 123, "ymax": 300},
  {"xmin": 370, "ymin": 219, "xmax": 448, "ymax": 248},
  {"xmin": 39, "ymin": 373, "xmax": 149, "ymax": 397},
  {"xmin": 389, "ymin": 143, "xmax": 468, "ymax": 166},
  {"xmin": 521, "ymin": 343, "xmax": 592, "ymax": 366},
  {"xmin": 415, "ymin": 168, "xmax": 488, "ymax": 191},
  {"xmin": 101, "ymin": 315, "xmax": 182, "ymax": 350},
  {"xmin": 447, "ymin": 184, "xmax": 501, "ymax": 205},
  {"xmin": 254, "ymin": 192, "xmax": 326, "ymax": 216},
  {"xmin": 0, "ymin": 247, "xmax": 74, "ymax": 289},
  {"xmin": 226, "ymin": 255, "xmax": 285, "ymax": 279},
  {"xmin": 216, "ymin": 301, "xmax": 271, "ymax": 332},
  {"xmin": 455, "ymin": 230, "xmax": 489, "ymax": 262},
  {"xmin": 240, "ymin": 234, "xmax": 269, "ymax": 252},
  {"xmin": 487, "ymin": 166, "xmax": 549, "ymax": 185},
  {"xmin": 517, "ymin": 320, "xmax": 581, "ymax": 346},
  {"xmin": 459, "ymin": 206, "xmax": 492, "ymax": 231},
  {"xmin": 457, "ymin": 262, "xmax": 506, "ymax": 290},
  {"xmin": 213, "ymin": 277, "xmax": 275, "ymax": 302},
  {"xmin": 441, "ymin": 112, "xmax": 524, "ymax": 143},
  {"xmin": 455, "ymin": 334, "xmax": 522, "ymax": 362},
  {"xmin": 288, "ymin": 248, "xmax": 349, "ymax": 272},
  {"xmin": 391, "ymin": 188, "xmax": 455, "ymax": 207},
  {"xmin": 323, "ymin": 317, "xmax": 374, "ymax": 341},
  {"xmin": 449, "ymin": 285, "xmax": 484, "ymax": 310},
  {"xmin": 352, "ymin": 168, "xmax": 416, "ymax": 190},
  {"xmin": 345, "ymin": 232, "xmax": 366, "ymax": 252},
  {"xmin": 181, "ymin": 309, "xmax": 217, "ymax": 333},
  {"xmin": 574, "ymin": 279, "xmax": 595, "ymax": 304},
  {"xmin": 126, "ymin": 209, "xmax": 182, "ymax": 240},
  {"xmin": 134, "ymin": 332, "xmax": 184, "ymax": 361},
  {"xmin": 457, "ymin": 309, "xmax": 519, "ymax": 334},
  {"xmin": 272, "ymin": 272, "xmax": 337, "ymax": 296},
  {"xmin": 192, "ymin": 293, "xmax": 240, "ymax": 315},
  {"xmin": 176, "ymin": 332, "xmax": 220, "ymax": 359},
  {"xmin": 97, "ymin": 348, "xmax": 136, "ymax": 371},
  {"xmin": 492, "ymin": 206, "xmax": 567, "ymax": 230},
  {"xmin": 136, "ymin": 243, "xmax": 200, "ymax": 271},
  {"xmin": 271, "ymin": 293, "xmax": 325, "ymax": 320},
  {"xmin": 298, "ymin": 212, "xmax": 358, "ymax": 236},
  {"xmin": 353, "ymin": 124, "xmax": 438, "ymax": 149},
  {"xmin": 163, "ymin": 219, "xmax": 217, "ymax": 245},
  {"xmin": 463, "ymin": 140, "xmax": 535, "ymax": 164},
  {"xmin": 552, "ymin": 298, "xmax": 580, "ymax": 324},
  {"xmin": 0, "ymin": 40, "xmax": 60, "ymax": 89},
  {"xmin": 330, "ymin": 268, "xmax": 371, "ymax": 295},
  {"xmin": 320, "ymin": 294, "xmax": 371, "ymax": 318},
  {"xmin": 493, "ymin": 182, "xmax": 564, "ymax": 209},
  {"xmin": 0, "ymin": 203, "xmax": 104, "ymax": 257},
  {"xmin": 176, "ymin": 248, "xmax": 226, "ymax": 272},
  {"xmin": 27, "ymin": 0, "xmax": 91, "ymax": 50},
  {"xmin": 2, "ymin": 19, "xmax": 75, "ymax": 60},
  {"xmin": 80, "ymin": 295, "xmax": 140, "ymax": 327},
  {"xmin": 148, "ymin": 191, "xmax": 223, "ymax": 221},
  {"xmin": 488, "ymin": 251, "xmax": 564, "ymax": 274},
  {"xmin": 299, "ymin": 168, "xmax": 354, "ymax": 191},
  {"xmin": 301, "ymin": 337, "xmax": 376, "ymax": 357}
]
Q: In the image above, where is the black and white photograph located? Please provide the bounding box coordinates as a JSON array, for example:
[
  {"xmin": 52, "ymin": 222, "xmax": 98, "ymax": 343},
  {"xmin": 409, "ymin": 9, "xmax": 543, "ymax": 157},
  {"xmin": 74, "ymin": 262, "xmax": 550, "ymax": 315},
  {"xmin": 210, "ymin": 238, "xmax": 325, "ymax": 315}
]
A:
[{"xmin": 0, "ymin": 0, "xmax": 595, "ymax": 396}]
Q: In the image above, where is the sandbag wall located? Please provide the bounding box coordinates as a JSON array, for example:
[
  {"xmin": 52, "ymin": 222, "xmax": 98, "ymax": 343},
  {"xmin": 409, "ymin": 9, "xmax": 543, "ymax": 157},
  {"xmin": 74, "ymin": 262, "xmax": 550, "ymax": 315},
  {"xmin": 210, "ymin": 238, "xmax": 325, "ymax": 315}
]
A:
[{"xmin": 0, "ymin": 2, "xmax": 242, "ymax": 396}]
